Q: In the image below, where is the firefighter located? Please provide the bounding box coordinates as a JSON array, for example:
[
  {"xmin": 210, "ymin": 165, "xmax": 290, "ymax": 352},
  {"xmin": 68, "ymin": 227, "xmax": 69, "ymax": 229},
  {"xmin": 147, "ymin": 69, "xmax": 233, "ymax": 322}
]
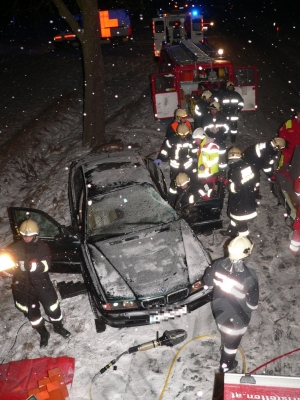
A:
[
  {"xmin": 218, "ymin": 81, "xmax": 244, "ymax": 144},
  {"xmin": 8, "ymin": 219, "xmax": 71, "ymax": 348},
  {"xmin": 193, "ymin": 90, "xmax": 213, "ymax": 129},
  {"xmin": 155, "ymin": 122, "xmax": 194, "ymax": 206},
  {"xmin": 289, "ymin": 176, "xmax": 300, "ymax": 255},
  {"xmin": 278, "ymin": 110, "xmax": 300, "ymax": 167},
  {"xmin": 192, "ymin": 127, "xmax": 219, "ymax": 189},
  {"xmin": 202, "ymin": 101, "xmax": 229, "ymax": 171},
  {"xmin": 220, "ymin": 147, "xmax": 257, "ymax": 237},
  {"xmin": 201, "ymin": 236, "xmax": 259, "ymax": 373},
  {"xmin": 242, "ymin": 137, "xmax": 286, "ymax": 199},
  {"xmin": 165, "ymin": 108, "xmax": 193, "ymax": 140},
  {"xmin": 174, "ymin": 172, "xmax": 218, "ymax": 210},
  {"xmin": 170, "ymin": 172, "xmax": 191, "ymax": 208}
]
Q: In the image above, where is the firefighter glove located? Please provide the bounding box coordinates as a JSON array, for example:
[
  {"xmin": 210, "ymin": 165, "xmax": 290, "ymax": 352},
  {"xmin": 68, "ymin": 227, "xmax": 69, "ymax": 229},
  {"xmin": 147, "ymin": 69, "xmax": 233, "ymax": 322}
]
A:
[{"xmin": 154, "ymin": 159, "xmax": 162, "ymax": 165}]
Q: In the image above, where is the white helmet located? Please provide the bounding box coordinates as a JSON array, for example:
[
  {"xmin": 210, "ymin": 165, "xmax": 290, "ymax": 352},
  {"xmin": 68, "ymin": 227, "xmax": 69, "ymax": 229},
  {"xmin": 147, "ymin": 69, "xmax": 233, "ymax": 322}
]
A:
[
  {"xmin": 228, "ymin": 147, "xmax": 242, "ymax": 160},
  {"xmin": 175, "ymin": 173, "xmax": 190, "ymax": 187},
  {"xmin": 226, "ymin": 81, "xmax": 235, "ymax": 88},
  {"xmin": 270, "ymin": 137, "xmax": 286, "ymax": 150},
  {"xmin": 202, "ymin": 90, "xmax": 212, "ymax": 100},
  {"xmin": 192, "ymin": 127, "xmax": 206, "ymax": 140},
  {"xmin": 177, "ymin": 122, "xmax": 191, "ymax": 136},
  {"xmin": 228, "ymin": 236, "xmax": 253, "ymax": 260},
  {"xmin": 208, "ymin": 101, "xmax": 220, "ymax": 111},
  {"xmin": 175, "ymin": 108, "xmax": 188, "ymax": 119},
  {"xmin": 19, "ymin": 219, "xmax": 39, "ymax": 236}
]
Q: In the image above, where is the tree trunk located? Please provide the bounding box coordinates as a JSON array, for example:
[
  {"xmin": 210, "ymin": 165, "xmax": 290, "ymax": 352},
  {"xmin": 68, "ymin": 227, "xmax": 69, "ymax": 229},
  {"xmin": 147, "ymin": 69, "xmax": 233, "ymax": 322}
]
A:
[
  {"xmin": 51, "ymin": 0, "xmax": 106, "ymax": 147},
  {"xmin": 80, "ymin": 0, "xmax": 106, "ymax": 147}
]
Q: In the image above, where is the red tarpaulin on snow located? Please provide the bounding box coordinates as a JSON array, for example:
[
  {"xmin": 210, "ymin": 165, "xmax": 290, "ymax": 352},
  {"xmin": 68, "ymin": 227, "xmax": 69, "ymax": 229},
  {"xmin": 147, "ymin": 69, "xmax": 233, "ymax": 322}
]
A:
[
  {"xmin": 224, "ymin": 373, "xmax": 300, "ymax": 399},
  {"xmin": 0, "ymin": 356, "xmax": 75, "ymax": 400}
]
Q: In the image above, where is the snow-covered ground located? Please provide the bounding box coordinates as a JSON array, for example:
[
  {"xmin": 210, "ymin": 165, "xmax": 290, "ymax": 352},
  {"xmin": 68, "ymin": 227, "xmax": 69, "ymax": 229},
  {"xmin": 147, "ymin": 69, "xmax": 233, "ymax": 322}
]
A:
[{"xmin": 1, "ymin": 17, "xmax": 300, "ymax": 400}]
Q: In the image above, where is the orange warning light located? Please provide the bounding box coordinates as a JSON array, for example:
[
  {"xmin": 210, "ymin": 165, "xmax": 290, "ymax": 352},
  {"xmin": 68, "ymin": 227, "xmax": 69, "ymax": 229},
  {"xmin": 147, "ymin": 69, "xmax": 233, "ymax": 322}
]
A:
[{"xmin": 99, "ymin": 11, "xmax": 118, "ymax": 38}]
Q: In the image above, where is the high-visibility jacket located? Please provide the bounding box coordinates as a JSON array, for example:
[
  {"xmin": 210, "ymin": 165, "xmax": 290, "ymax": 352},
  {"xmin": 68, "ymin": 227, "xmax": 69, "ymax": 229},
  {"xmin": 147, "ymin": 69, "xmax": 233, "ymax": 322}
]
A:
[{"xmin": 196, "ymin": 136, "xmax": 219, "ymax": 179}]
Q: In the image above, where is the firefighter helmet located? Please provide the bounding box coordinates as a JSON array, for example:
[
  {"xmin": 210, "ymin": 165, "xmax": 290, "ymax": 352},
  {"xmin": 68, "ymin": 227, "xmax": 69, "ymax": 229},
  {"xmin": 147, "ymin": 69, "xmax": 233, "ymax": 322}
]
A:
[
  {"xmin": 177, "ymin": 122, "xmax": 191, "ymax": 136},
  {"xmin": 226, "ymin": 81, "xmax": 235, "ymax": 88},
  {"xmin": 175, "ymin": 172, "xmax": 190, "ymax": 187},
  {"xmin": 208, "ymin": 101, "xmax": 220, "ymax": 111},
  {"xmin": 192, "ymin": 127, "xmax": 206, "ymax": 139},
  {"xmin": 228, "ymin": 147, "xmax": 242, "ymax": 160},
  {"xmin": 270, "ymin": 137, "xmax": 286, "ymax": 150},
  {"xmin": 19, "ymin": 219, "xmax": 39, "ymax": 236},
  {"xmin": 294, "ymin": 177, "xmax": 300, "ymax": 195},
  {"xmin": 174, "ymin": 108, "xmax": 188, "ymax": 119},
  {"xmin": 202, "ymin": 90, "xmax": 212, "ymax": 100},
  {"xmin": 228, "ymin": 236, "xmax": 253, "ymax": 260}
]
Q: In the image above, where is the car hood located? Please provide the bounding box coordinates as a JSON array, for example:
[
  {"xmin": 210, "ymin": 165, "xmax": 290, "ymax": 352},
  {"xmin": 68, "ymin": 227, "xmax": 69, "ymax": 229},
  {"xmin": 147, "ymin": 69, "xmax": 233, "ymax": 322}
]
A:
[{"xmin": 87, "ymin": 219, "xmax": 210, "ymax": 300}]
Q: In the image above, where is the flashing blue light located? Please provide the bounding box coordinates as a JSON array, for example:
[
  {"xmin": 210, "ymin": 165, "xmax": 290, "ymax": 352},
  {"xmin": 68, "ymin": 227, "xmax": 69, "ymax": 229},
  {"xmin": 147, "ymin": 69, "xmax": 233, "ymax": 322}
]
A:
[{"xmin": 192, "ymin": 10, "xmax": 198, "ymax": 16}]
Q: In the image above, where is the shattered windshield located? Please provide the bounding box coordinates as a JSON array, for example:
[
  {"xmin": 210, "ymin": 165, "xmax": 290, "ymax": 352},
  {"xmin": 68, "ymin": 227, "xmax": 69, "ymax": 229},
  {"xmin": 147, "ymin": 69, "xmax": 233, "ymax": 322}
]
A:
[{"xmin": 86, "ymin": 183, "xmax": 178, "ymax": 237}]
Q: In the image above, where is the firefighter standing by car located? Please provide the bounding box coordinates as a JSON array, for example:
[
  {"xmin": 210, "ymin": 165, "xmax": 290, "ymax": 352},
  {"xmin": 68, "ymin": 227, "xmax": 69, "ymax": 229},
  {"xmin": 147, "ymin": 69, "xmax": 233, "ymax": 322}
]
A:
[
  {"xmin": 192, "ymin": 90, "xmax": 214, "ymax": 129},
  {"xmin": 165, "ymin": 108, "xmax": 193, "ymax": 140},
  {"xmin": 155, "ymin": 122, "xmax": 194, "ymax": 206},
  {"xmin": 220, "ymin": 147, "xmax": 257, "ymax": 237},
  {"xmin": 7, "ymin": 219, "xmax": 71, "ymax": 348},
  {"xmin": 218, "ymin": 81, "xmax": 244, "ymax": 144},
  {"xmin": 242, "ymin": 137, "xmax": 286, "ymax": 200},
  {"xmin": 278, "ymin": 110, "xmax": 300, "ymax": 167},
  {"xmin": 201, "ymin": 236, "xmax": 259, "ymax": 373},
  {"xmin": 202, "ymin": 101, "xmax": 229, "ymax": 171}
]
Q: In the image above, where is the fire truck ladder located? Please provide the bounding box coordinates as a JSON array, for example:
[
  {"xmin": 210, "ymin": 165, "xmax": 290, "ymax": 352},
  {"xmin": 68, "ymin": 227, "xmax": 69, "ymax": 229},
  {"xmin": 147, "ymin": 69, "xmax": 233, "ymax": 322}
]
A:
[{"xmin": 179, "ymin": 39, "xmax": 213, "ymax": 64}]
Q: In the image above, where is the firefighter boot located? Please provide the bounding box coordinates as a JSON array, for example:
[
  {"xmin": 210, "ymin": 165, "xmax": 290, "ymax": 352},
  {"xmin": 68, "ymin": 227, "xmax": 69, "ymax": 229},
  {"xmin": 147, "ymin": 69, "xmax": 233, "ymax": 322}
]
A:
[
  {"xmin": 34, "ymin": 321, "xmax": 50, "ymax": 348},
  {"xmin": 230, "ymin": 134, "xmax": 236, "ymax": 143},
  {"xmin": 53, "ymin": 321, "xmax": 71, "ymax": 339}
]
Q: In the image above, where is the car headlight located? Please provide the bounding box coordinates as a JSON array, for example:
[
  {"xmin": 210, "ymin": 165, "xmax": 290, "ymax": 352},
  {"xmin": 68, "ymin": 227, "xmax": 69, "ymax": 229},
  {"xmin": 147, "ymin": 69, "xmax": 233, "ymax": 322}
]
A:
[
  {"xmin": 102, "ymin": 301, "xmax": 138, "ymax": 310},
  {"xmin": 189, "ymin": 280, "xmax": 203, "ymax": 294}
]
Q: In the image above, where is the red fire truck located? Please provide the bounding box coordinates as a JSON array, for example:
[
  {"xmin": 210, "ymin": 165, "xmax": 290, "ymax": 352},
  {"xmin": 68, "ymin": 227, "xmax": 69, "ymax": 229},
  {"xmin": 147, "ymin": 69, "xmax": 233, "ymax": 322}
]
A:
[{"xmin": 150, "ymin": 39, "xmax": 258, "ymax": 120}]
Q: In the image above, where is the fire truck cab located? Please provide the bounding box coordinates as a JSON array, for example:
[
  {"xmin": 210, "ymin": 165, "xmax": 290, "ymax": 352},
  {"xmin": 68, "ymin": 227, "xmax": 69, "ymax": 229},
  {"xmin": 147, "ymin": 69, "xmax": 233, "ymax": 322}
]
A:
[
  {"xmin": 152, "ymin": 10, "xmax": 204, "ymax": 58},
  {"xmin": 150, "ymin": 39, "xmax": 258, "ymax": 120}
]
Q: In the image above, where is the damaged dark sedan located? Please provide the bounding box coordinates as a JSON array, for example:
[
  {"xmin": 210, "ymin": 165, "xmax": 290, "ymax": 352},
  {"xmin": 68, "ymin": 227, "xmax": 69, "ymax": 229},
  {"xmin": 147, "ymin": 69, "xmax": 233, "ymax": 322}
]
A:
[{"xmin": 8, "ymin": 151, "xmax": 212, "ymax": 332}]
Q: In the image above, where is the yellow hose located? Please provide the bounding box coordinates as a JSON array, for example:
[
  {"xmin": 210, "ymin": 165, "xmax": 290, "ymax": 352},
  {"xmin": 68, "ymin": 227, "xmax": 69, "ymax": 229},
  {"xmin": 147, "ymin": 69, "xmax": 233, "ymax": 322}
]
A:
[{"xmin": 158, "ymin": 333, "xmax": 247, "ymax": 400}]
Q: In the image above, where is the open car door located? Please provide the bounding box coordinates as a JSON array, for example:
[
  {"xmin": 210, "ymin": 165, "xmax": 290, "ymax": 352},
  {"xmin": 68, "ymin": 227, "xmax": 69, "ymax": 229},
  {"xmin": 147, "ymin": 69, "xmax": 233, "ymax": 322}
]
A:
[
  {"xmin": 150, "ymin": 73, "xmax": 178, "ymax": 120},
  {"xmin": 8, "ymin": 207, "xmax": 82, "ymax": 273},
  {"xmin": 234, "ymin": 66, "xmax": 258, "ymax": 111}
]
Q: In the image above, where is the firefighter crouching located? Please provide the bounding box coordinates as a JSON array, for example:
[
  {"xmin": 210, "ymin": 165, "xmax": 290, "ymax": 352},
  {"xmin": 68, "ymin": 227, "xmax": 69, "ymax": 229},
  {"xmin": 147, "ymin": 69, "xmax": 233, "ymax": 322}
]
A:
[
  {"xmin": 155, "ymin": 122, "xmax": 194, "ymax": 206},
  {"xmin": 220, "ymin": 147, "xmax": 257, "ymax": 237},
  {"xmin": 174, "ymin": 172, "xmax": 219, "ymax": 210},
  {"xmin": 201, "ymin": 236, "xmax": 259, "ymax": 373},
  {"xmin": 7, "ymin": 219, "xmax": 71, "ymax": 348},
  {"xmin": 242, "ymin": 137, "xmax": 286, "ymax": 200}
]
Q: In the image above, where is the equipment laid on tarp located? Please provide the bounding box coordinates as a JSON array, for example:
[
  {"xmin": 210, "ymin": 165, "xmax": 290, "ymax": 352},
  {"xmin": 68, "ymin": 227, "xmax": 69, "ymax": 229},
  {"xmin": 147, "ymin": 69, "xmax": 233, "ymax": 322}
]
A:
[{"xmin": 0, "ymin": 356, "xmax": 75, "ymax": 400}]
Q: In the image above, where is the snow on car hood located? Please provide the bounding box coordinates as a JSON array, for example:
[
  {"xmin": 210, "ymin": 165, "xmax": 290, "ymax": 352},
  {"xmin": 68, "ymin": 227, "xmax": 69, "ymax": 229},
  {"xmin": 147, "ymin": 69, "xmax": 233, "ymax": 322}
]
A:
[{"xmin": 87, "ymin": 219, "xmax": 210, "ymax": 300}]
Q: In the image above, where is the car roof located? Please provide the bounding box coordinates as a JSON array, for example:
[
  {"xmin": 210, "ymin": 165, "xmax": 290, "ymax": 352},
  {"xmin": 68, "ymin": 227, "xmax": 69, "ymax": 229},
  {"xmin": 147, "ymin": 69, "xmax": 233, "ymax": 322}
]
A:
[{"xmin": 72, "ymin": 151, "xmax": 155, "ymax": 197}]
